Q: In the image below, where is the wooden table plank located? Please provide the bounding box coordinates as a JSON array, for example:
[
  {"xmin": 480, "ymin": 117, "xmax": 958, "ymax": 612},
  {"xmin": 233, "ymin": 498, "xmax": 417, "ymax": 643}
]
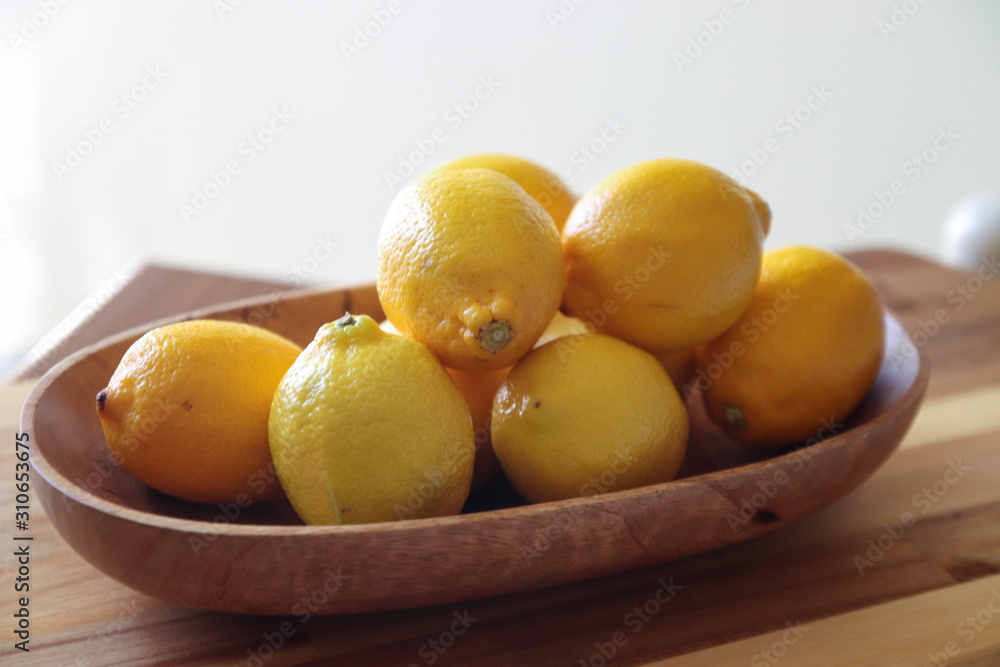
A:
[
  {"xmin": 4, "ymin": 262, "xmax": 289, "ymax": 384},
  {"xmin": 2, "ymin": 248, "xmax": 999, "ymax": 665},
  {"xmin": 903, "ymin": 385, "xmax": 1000, "ymax": 449},
  {"xmin": 652, "ymin": 573, "xmax": 1000, "ymax": 667},
  {"xmin": 5, "ymin": 376, "xmax": 1000, "ymax": 664}
]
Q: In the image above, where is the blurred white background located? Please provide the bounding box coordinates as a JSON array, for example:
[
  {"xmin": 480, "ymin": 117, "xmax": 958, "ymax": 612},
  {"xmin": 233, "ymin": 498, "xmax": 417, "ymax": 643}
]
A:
[{"xmin": 1, "ymin": 0, "xmax": 999, "ymax": 370}]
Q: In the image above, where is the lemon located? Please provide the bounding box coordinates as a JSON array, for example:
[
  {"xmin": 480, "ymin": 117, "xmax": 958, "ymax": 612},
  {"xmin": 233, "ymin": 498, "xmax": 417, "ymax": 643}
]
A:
[
  {"xmin": 695, "ymin": 246, "xmax": 885, "ymax": 447},
  {"xmin": 491, "ymin": 334, "xmax": 688, "ymax": 503},
  {"xmin": 269, "ymin": 313, "xmax": 475, "ymax": 525},
  {"xmin": 535, "ymin": 311, "xmax": 695, "ymax": 389},
  {"xmin": 379, "ymin": 317, "xmax": 506, "ymax": 491},
  {"xmin": 96, "ymin": 319, "xmax": 301, "ymax": 504},
  {"xmin": 377, "ymin": 167, "xmax": 564, "ymax": 371},
  {"xmin": 561, "ymin": 158, "xmax": 769, "ymax": 352},
  {"xmin": 431, "ymin": 153, "xmax": 576, "ymax": 230}
]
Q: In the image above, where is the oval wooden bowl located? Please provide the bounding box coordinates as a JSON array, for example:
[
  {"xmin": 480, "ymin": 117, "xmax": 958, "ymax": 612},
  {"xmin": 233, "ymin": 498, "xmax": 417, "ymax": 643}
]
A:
[{"xmin": 22, "ymin": 284, "xmax": 930, "ymax": 616}]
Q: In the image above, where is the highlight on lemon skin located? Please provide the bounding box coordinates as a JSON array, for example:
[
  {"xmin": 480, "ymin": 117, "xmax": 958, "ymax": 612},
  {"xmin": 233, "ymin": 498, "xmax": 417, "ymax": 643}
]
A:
[
  {"xmin": 269, "ymin": 313, "xmax": 476, "ymax": 525},
  {"xmin": 377, "ymin": 167, "xmax": 564, "ymax": 371}
]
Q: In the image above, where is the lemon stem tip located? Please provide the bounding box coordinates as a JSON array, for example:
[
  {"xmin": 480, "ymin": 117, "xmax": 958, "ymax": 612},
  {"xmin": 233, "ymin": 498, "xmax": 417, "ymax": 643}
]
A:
[
  {"xmin": 96, "ymin": 388, "xmax": 108, "ymax": 412},
  {"xmin": 334, "ymin": 313, "xmax": 357, "ymax": 328},
  {"xmin": 479, "ymin": 320, "xmax": 512, "ymax": 354},
  {"xmin": 723, "ymin": 404, "xmax": 747, "ymax": 430}
]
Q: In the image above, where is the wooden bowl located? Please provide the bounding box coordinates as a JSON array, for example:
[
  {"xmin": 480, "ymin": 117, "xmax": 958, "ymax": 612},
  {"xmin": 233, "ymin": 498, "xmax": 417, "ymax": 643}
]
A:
[{"xmin": 21, "ymin": 284, "xmax": 929, "ymax": 615}]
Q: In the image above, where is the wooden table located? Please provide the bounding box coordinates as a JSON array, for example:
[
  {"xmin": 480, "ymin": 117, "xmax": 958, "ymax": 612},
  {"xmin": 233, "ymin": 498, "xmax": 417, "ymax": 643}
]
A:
[{"xmin": 3, "ymin": 249, "xmax": 999, "ymax": 666}]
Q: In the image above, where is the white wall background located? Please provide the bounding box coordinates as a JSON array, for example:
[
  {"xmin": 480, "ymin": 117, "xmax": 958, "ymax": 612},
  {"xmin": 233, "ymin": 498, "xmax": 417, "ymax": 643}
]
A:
[{"xmin": 1, "ymin": 0, "xmax": 999, "ymax": 363}]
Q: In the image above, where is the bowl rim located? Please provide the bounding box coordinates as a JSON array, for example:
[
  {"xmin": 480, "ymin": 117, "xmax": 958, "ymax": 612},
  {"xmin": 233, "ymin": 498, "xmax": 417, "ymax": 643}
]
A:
[{"xmin": 21, "ymin": 284, "xmax": 931, "ymax": 539}]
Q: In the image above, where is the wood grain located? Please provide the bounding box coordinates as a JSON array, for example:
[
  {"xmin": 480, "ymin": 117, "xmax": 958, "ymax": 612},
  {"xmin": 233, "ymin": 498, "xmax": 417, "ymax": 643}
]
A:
[
  {"xmin": 2, "ymin": 248, "xmax": 999, "ymax": 666},
  {"xmin": 652, "ymin": 573, "xmax": 1000, "ymax": 667}
]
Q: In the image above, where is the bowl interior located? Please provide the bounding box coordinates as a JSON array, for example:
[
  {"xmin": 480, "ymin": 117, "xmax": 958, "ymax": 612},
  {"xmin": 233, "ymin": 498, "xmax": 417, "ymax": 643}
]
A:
[{"xmin": 26, "ymin": 287, "xmax": 923, "ymax": 529}]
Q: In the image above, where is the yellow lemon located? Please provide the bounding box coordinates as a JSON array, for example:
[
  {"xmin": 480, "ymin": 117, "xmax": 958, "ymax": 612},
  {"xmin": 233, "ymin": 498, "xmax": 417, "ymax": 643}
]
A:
[
  {"xmin": 379, "ymin": 318, "xmax": 506, "ymax": 491},
  {"xmin": 432, "ymin": 153, "xmax": 577, "ymax": 230},
  {"xmin": 378, "ymin": 168, "xmax": 564, "ymax": 371},
  {"xmin": 96, "ymin": 319, "xmax": 301, "ymax": 504},
  {"xmin": 269, "ymin": 313, "xmax": 475, "ymax": 525},
  {"xmin": 491, "ymin": 334, "xmax": 688, "ymax": 503},
  {"xmin": 535, "ymin": 311, "xmax": 695, "ymax": 390},
  {"xmin": 561, "ymin": 158, "xmax": 769, "ymax": 352},
  {"xmin": 696, "ymin": 246, "xmax": 885, "ymax": 447}
]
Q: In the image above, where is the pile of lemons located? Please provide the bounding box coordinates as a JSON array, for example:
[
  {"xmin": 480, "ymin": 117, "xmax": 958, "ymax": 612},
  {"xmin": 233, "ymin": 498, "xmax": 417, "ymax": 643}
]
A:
[{"xmin": 97, "ymin": 154, "xmax": 885, "ymax": 526}]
